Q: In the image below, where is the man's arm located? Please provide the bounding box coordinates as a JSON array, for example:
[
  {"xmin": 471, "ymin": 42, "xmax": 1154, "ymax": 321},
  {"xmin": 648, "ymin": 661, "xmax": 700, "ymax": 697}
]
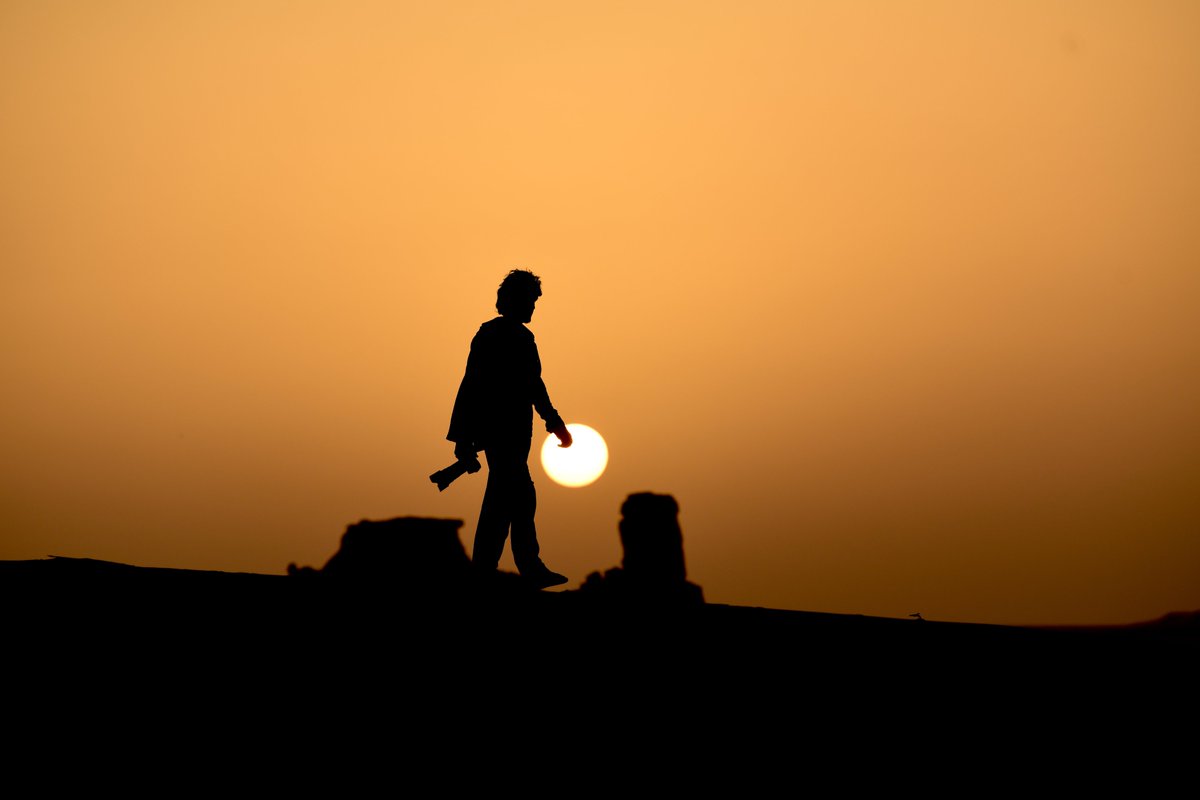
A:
[
  {"xmin": 447, "ymin": 332, "xmax": 485, "ymax": 455},
  {"xmin": 530, "ymin": 342, "xmax": 572, "ymax": 448}
]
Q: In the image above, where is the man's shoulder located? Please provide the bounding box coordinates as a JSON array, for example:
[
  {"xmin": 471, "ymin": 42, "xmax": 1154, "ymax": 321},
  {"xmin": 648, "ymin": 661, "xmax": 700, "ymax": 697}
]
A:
[{"xmin": 475, "ymin": 316, "xmax": 533, "ymax": 343}]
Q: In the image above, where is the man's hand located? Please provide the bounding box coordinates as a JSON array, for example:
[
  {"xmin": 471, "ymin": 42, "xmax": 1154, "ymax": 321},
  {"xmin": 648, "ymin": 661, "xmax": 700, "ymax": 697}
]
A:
[
  {"xmin": 454, "ymin": 441, "xmax": 482, "ymax": 473},
  {"xmin": 549, "ymin": 423, "xmax": 573, "ymax": 448}
]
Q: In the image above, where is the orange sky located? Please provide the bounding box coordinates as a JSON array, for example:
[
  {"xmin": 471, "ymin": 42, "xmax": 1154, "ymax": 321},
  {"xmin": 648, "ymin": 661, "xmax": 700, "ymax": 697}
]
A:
[{"xmin": 3, "ymin": 1, "xmax": 1197, "ymax": 624}]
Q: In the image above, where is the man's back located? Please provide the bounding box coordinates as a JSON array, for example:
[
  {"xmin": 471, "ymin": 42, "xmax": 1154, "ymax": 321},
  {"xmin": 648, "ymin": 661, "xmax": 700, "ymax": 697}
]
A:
[{"xmin": 448, "ymin": 316, "xmax": 555, "ymax": 450}]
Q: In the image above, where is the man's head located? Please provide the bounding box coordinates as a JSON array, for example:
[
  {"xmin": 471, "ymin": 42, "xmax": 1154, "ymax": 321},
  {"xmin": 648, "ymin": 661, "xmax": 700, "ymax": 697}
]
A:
[{"xmin": 496, "ymin": 269, "xmax": 542, "ymax": 323}]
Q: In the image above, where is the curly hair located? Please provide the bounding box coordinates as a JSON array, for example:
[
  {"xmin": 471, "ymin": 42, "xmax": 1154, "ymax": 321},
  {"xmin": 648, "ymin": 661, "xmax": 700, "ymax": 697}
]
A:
[{"xmin": 496, "ymin": 269, "xmax": 543, "ymax": 315}]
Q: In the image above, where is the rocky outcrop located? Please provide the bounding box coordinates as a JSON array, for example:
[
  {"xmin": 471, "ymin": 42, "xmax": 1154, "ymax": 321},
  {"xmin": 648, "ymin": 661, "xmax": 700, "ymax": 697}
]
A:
[
  {"xmin": 580, "ymin": 492, "xmax": 704, "ymax": 605},
  {"xmin": 287, "ymin": 516, "xmax": 472, "ymax": 593}
]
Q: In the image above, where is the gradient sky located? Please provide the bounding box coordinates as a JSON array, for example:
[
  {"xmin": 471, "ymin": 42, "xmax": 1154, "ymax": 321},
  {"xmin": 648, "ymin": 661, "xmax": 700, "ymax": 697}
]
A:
[{"xmin": 3, "ymin": 1, "xmax": 1197, "ymax": 625}]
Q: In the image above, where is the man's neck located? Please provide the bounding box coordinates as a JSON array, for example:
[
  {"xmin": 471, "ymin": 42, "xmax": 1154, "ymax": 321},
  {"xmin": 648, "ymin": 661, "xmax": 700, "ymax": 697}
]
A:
[{"xmin": 497, "ymin": 314, "xmax": 529, "ymax": 326}]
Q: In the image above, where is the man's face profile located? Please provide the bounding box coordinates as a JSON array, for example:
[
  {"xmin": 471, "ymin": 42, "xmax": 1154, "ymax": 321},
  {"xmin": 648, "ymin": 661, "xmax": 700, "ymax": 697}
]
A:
[{"xmin": 508, "ymin": 295, "xmax": 536, "ymax": 324}]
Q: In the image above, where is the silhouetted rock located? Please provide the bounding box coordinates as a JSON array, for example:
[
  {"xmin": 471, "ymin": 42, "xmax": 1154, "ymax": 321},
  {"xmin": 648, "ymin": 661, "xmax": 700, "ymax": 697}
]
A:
[
  {"xmin": 580, "ymin": 492, "xmax": 704, "ymax": 605},
  {"xmin": 288, "ymin": 516, "xmax": 471, "ymax": 593}
]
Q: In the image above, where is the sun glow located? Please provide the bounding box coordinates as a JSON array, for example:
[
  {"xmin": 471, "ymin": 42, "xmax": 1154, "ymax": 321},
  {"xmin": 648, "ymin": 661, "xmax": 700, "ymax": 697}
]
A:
[{"xmin": 540, "ymin": 424, "xmax": 608, "ymax": 488}]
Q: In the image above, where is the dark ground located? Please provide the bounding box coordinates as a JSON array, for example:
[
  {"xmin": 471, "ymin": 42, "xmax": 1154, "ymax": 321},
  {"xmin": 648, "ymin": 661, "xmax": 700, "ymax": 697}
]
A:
[
  {"xmin": 4, "ymin": 552, "xmax": 1194, "ymax": 781},
  {"xmin": 6, "ymin": 554, "xmax": 1193, "ymax": 686}
]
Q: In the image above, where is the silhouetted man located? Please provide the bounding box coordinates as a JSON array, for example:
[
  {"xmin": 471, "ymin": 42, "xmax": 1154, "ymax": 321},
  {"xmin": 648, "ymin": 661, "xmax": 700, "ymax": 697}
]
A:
[{"xmin": 448, "ymin": 269, "xmax": 573, "ymax": 588}]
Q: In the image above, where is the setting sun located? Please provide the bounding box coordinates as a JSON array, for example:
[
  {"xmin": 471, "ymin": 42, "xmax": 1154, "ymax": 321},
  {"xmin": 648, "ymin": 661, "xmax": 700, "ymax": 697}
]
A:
[{"xmin": 541, "ymin": 424, "xmax": 608, "ymax": 488}]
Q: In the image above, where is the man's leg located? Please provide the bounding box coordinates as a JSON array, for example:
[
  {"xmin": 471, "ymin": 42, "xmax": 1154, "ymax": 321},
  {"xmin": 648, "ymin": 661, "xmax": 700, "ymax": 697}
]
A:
[
  {"xmin": 472, "ymin": 449, "xmax": 515, "ymax": 572},
  {"xmin": 503, "ymin": 440, "xmax": 566, "ymax": 586},
  {"xmin": 478, "ymin": 440, "xmax": 542, "ymax": 575},
  {"xmin": 505, "ymin": 441, "xmax": 543, "ymax": 576},
  {"xmin": 475, "ymin": 440, "xmax": 564, "ymax": 586}
]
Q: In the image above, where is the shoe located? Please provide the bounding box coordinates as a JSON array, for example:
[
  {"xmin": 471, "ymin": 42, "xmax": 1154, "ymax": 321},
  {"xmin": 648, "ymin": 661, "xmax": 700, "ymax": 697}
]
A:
[{"xmin": 525, "ymin": 568, "xmax": 568, "ymax": 590}]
